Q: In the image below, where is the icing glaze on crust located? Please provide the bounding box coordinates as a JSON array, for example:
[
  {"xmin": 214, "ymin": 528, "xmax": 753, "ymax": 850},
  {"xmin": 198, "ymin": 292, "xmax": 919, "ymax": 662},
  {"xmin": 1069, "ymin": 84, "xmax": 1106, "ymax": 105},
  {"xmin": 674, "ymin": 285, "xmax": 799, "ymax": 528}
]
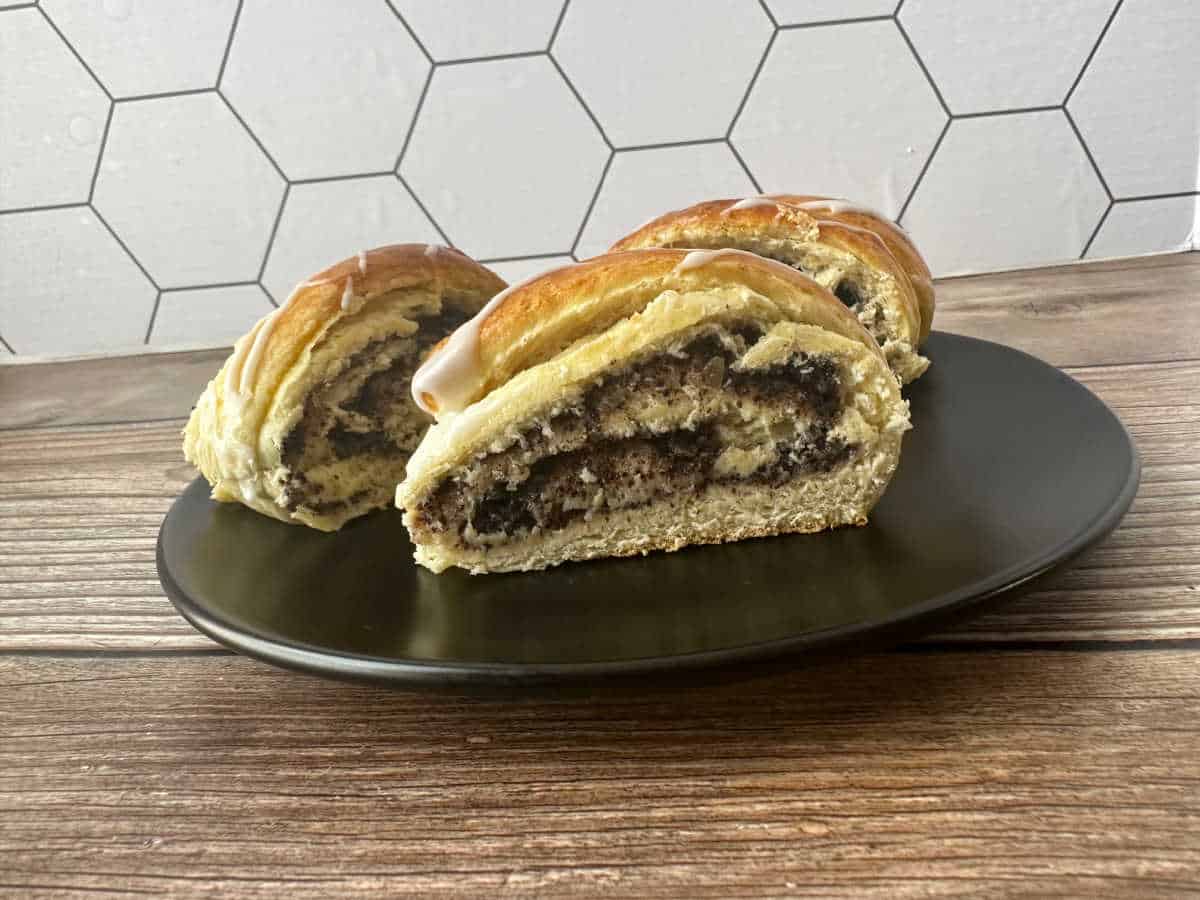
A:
[
  {"xmin": 204, "ymin": 243, "xmax": 506, "ymax": 503},
  {"xmin": 409, "ymin": 249, "xmax": 877, "ymax": 419},
  {"xmin": 411, "ymin": 262, "xmax": 576, "ymax": 416}
]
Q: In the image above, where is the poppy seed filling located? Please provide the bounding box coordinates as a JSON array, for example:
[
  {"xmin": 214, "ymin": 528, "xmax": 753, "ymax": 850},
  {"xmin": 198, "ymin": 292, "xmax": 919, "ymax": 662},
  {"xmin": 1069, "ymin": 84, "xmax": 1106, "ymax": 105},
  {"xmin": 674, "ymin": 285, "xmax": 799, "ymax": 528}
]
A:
[
  {"xmin": 279, "ymin": 307, "xmax": 471, "ymax": 516},
  {"xmin": 416, "ymin": 329, "xmax": 859, "ymax": 546}
]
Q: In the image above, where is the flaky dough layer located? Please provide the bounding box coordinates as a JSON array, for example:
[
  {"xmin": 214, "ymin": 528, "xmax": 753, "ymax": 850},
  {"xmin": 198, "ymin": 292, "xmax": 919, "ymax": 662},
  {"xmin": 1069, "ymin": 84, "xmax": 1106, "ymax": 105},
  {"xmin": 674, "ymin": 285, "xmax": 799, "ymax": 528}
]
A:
[
  {"xmin": 183, "ymin": 244, "xmax": 505, "ymax": 531},
  {"xmin": 610, "ymin": 195, "xmax": 934, "ymax": 383}
]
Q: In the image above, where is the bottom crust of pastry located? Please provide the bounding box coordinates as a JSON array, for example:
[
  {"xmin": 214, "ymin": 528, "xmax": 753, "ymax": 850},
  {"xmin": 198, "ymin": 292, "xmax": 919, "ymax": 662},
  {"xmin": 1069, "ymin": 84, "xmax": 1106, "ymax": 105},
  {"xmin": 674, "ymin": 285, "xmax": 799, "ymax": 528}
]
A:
[{"xmin": 412, "ymin": 460, "xmax": 892, "ymax": 575}]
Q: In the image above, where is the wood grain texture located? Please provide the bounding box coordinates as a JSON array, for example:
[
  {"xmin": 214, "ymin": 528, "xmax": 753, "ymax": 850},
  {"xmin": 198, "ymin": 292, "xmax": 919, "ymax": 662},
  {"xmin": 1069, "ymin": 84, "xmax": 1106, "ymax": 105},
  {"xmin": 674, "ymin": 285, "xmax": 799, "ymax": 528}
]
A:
[
  {"xmin": 2, "ymin": 253, "xmax": 1195, "ymax": 431},
  {"xmin": 0, "ymin": 347, "xmax": 227, "ymax": 431},
  {"xmin": 1, "ymin": 357, "xmax": 1194, "ymax": 650},
  {"xmin": 2, "ymin": 254, "xmax": 1199, "ymax": 896},
  {"xmin": 934, "ymin": 252, "xmax": 1200, "ymax": 369},
  {"xmin": 2, "ymin": 651, "xmax": 1198, "ymax": 897}
]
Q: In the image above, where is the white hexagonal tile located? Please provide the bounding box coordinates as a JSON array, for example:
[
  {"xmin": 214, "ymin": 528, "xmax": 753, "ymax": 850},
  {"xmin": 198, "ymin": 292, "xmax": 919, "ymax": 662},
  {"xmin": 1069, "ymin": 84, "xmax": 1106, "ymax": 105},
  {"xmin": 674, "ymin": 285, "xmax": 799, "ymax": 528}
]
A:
[
  {"xmin": 1070, "ymin": 1, "xmax": 1200, "ymax": 197},
  {"xmin": 40, "ymin": 0, "xmax": 238, "ymax": 97},
  {"xmin": 0, "ymin": 207, "xmax": 155, "ymax": 355},
  {"xmin": 732, "ymin": 21, "xmax": 946, "ymax": 217},
  {"xmin": 766, "ymin": 0, "xmax": 895, "ymax": 25},
  {"xmin": 222, "ymin": 0, "xmax": 428, "ymax": 180},
  {"xmin": 150, "ymin": 283, "xmax": 273, "ymax": 348},
  {"xmin": 575, "ymin": 143, "xmax": 757, "ymax": 258},
  {"xmin": 401, "ymin": 57, "xmax": 608, "ymax": 259},
  {"xmin": 899, "ymin": 0, "xmax": 1116, "ymax": 114},
  {"xmin": 485, "ymin": 255, "xmax": 574, "ymax": 285},
  {"xmin": 394, "ymin": 0, "xmax": 562, "ymax": 60},
  {"xmin": 0, "ymin": 8, "xmax": 108, "ymax": 210},
  {"xmin": 1085, "ymin": 197, "xmax": 1197, "ymax": 260},
  {"xmin": 92, "ymin": 93, "xmax": 285, "ymax": 288},
  {"xmin": 555, "ymin": 0, "xmax": 772, "ymax": 147},
  {"xmin": 901, "ymin": 111, "xmax": 1108, "ymax": 275},
  {"xmin": 262, "ymin": 175, "xmax": 442, "ymax": 299}
]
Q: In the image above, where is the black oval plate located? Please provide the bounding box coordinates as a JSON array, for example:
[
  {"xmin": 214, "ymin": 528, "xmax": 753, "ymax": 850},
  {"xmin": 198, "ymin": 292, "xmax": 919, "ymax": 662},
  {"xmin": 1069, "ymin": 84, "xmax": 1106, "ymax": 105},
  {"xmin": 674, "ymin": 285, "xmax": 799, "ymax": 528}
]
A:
[{"xmin": 158, "ymin": 333, "xmax": 1139, "ymax": 685}]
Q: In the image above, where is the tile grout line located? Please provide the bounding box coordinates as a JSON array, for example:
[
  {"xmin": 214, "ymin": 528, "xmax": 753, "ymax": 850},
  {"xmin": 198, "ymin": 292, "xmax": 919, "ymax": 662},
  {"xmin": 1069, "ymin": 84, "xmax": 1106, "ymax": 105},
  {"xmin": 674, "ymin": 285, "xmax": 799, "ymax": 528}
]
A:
[
  {"xmin": 1113, "ymin": 191, "xmax": 1200, "ymax": 204},
  {"xmin": 215, "ymin": 90, "xmax": 289, "ymax": 183},
  {"xmin": 213, "ymin": 0, "xmax": 244, "ymax": 89},
  {"xmin": 547, "ymin": 52, "xmax": 613, "ymax": 151},
  {"xmin": 0, "ymin": 202, "xmax": 89, "ymax": 217},
  {"xmin": 778, "ymin": 14, "xmax": 893, "ymax": 30},
  {"xmin": 291, "ymin": 171, "xmax": 396, "ymax": 186},
  {"xmin": 89, "ymin": 205, "xmax": 159, "ymax": 291},
  {"xmin": 35, "ymin": 5, "xmax": 112, "ymax": 101},
  {"xmin": 436, "ymin": 49, "xmax": 547, "ymax": 67},
  {"xmin": 384, "ymin": 0, "xmax": 433, "ymax": 65},
  {"xmin": 478, "ymin": 252, "xmax": 574, "ymax": 264},
  {"xmin": 142, "ymin": 291, "xmax": 162, "ymax": 344},
  {"xmin": 115, "ymin": 87, "xmax": 214, "ymax": 104},
  {"xmin": 396, "ymin": 173, "xmax": 454, "ymax": 248},
  {"xmin": 615, "ymin": 138, "xmax": 728, "ymax": 154},
  {"xmin": 1063, "ymin": 0, "xmax": 1124, "ymax": 107},
  {"xmin": 393, "ymin": 66, "xmax": 434, "ymax": 173},
  {"xmin": 547, "ymin": 0, "xmax": 570, "ymax": 50},
  {"xmin": 160, "ymin": 280, "xmax": 261, "ymax": 294},
  {"xmin": 893, "ymin": 15, "xmax": 952, "ymax": 117},
  {"xmin": 726, "ymin": 28, "xmax": 776, "ymax": 141},
  {"xmin": 1063, "ymin": 106, "xmax": 1113, "ymax": 201},
  {"xmin": 258, "ymin": 280, "xmax": 279, "ymax": 307},
  {"xmin": 569, "ymin": 150, "xmax": 614, "ymax": 258},
  {"xmin": 951, "ymin": 105, "xmax": 1061, "ymax": 120},
  {"xmin": 1080, "ymin": 201, "xmax": 1113, "ymax": 259},
  {"xmin": 727, "ymin": 140, "xmax": 762, "ymax": 194},
  {"xmin": 897, "ymin": 117, "xmax": 951, "ymax": 223},
  {"xmin": 86, "ymin": 102, "xmax": 115, "ymax": 203},
  {"xmin": 755, "ymin": 0, "xmax": 778, "ymax": 28},
  {"xmin": 255, "ymin": 183, "xmax": 290, "ymax": 292}
]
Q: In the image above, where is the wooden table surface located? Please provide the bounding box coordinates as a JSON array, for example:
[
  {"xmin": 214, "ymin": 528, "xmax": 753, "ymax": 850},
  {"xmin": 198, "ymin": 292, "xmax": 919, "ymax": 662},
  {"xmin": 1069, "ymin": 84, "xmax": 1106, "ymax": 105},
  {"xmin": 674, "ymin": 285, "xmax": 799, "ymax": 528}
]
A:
[{"xmin": 2, "ymin": 252, "xmax": 1198, "ymax": 897}]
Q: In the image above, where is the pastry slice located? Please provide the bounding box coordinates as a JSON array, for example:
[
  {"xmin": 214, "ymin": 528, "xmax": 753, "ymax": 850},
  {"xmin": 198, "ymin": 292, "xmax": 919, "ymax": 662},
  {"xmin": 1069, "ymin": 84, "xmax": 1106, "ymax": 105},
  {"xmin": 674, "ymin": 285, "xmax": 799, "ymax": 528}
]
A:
[
  {"xmin": 184, "ymin": 244, "xmax": 506, "ymax": 531},
  {"xmin": 398, "ymin": 248, "xmax": 910, "ymax": 574},
  {"xmin": 611, "ymin": 195, "xmax": 934, "ymax": 384}
]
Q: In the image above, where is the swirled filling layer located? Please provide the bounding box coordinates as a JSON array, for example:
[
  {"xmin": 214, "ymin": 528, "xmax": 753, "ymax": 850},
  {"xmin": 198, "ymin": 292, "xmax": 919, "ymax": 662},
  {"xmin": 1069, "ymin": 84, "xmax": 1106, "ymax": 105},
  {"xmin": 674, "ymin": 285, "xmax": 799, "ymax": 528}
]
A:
[{"xmin": 415, "ymin": 327, "xmax": 858, "ymax": 546}]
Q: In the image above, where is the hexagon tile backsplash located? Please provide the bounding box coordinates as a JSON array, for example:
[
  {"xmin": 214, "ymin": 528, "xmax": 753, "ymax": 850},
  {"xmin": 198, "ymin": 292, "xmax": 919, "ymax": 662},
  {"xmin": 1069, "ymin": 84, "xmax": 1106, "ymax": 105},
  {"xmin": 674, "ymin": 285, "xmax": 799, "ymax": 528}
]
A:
[{"xmin": 0, "ymin": 1, "xmax": 1197, "ymax": 359}]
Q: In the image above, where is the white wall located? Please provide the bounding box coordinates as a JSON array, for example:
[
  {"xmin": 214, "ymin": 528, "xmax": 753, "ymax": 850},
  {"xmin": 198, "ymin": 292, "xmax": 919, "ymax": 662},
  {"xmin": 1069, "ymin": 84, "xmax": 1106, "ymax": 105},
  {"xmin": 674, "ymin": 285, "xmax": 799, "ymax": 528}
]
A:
[{"xmin": 0, "ymin": 0, "xmax": 1196, "ymax": 358}]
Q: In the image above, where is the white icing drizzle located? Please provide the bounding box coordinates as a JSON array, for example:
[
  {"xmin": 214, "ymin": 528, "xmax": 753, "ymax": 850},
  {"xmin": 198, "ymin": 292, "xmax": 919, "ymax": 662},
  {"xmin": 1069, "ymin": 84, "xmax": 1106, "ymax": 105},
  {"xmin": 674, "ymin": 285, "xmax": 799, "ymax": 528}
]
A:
[
  {"xmin": 410, "ymin": 290, "xmax": 507, "ymax": 415},
  {"xmin": 424, "ymin": 243, "xmax": 444, "ymax": 258},
  {"xmin": 224, "ymin": 284, "xmax": 304, "ymax": 405},
  {"xmin": 795, "ymin": 199, "xmax": 908, "ymax": 233},
  {"xmin": 672, "ymin": 248, "xmax": 745, "ymax": 273},
  {"xmin": 410, "ymin": 262, "xmax": 574, "ymax": 415},
  {"xmin": 340, "ymin": 275, "xmax": 355, "ymax": 310},
  {"xmin": 723, "ymin": 196, "xmax": 778, "ymax": 214},
  {"xmin": 357, "ymin": 249, "xmax": 368, "ymax": 275},
  {"xmin": 238, "ymin": 309, "xmax": 281, "ymax": 396}
]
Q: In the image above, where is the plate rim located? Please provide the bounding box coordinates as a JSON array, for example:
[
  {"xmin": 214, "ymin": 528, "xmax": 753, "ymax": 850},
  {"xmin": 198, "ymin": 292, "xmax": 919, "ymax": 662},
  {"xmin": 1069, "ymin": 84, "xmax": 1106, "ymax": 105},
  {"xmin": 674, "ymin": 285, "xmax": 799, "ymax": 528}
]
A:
[{"xmin": 157, "ymin": 333, "xmax": 1142, "ymax": 685}]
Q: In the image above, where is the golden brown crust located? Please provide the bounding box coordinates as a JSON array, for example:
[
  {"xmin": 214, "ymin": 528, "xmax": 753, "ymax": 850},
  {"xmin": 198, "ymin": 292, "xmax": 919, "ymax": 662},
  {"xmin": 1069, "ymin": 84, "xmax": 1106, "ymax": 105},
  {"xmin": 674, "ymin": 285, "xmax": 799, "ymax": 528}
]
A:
[
  {"xmin": 767, "ymin": 194, "xmax": 935, "ymax": 343},
  {"xmin": 183, "ymin": 243, "xmax": 505, "ymax": 530},
  {"xmin": 418, "ymin": 247, "xmax": 882, "ymax": 417},
  {"xmin": 242, "ymin": 244, "xmax": 505, "ymax": 409},
  {"xmin": 610, "ymin": 194, "xmax": 935, "ymax": 345}
]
